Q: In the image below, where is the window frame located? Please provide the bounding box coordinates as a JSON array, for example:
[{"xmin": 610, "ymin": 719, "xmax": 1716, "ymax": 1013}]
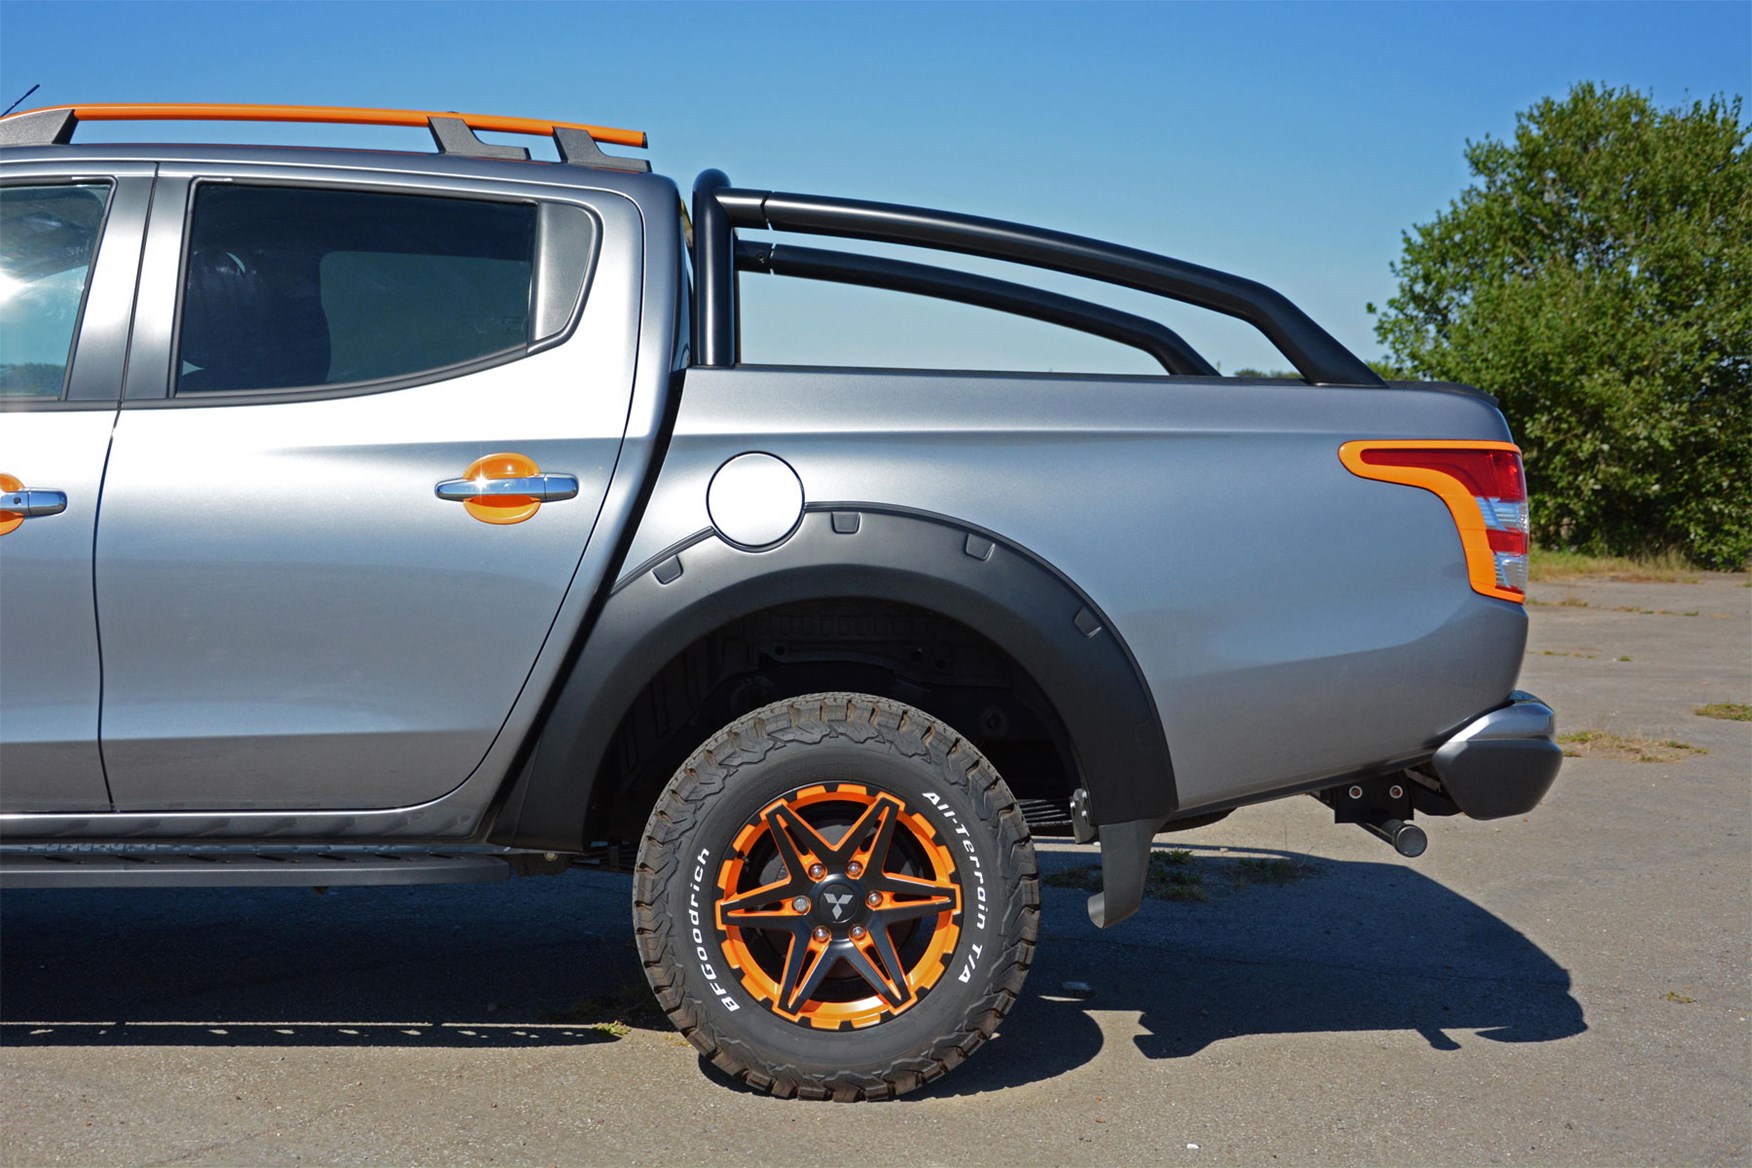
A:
[
  {"xmin": 150, "ymin": 176, "xmax": 599, "ymax": 408},
  {"xmin": 0, "ymin": 176, "xmax": 118, "ymax": 408}
]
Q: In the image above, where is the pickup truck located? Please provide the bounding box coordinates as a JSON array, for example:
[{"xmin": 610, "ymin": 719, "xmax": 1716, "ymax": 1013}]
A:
[{"xmin": 0, "ymin": 103, "xmax": 1562, "ymax": 1101}]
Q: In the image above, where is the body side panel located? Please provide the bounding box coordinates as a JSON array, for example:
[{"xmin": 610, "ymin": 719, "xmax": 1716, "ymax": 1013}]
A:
[
  {"xmin": 493, "ymin": 507, "xmax": 1172, "ymax": 850},
  {"xmin": 0, "ymin": 170, "xmax": 686, "ymax": 838},
  {"xmin": 624, "ymin": 367, "xmax": 1526, "ymax": 814}
]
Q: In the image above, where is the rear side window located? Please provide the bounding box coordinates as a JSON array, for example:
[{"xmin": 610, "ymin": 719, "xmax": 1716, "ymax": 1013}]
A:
[
  {"xmin": 177, "ymin": 186, "xmax": 535, "ymax": 394},
  {"xmin": 0, "ymin": 183, "xmax": 111, "ymax": 398}
]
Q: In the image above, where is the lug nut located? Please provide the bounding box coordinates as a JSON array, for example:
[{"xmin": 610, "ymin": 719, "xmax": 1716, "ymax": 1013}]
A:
[
  {"xmin": 866, "ymin": 891, "xmax": 882, "ymax": 907},
  {"xmin": 846, "ymin": 861, "xmax": 864, "ymax": 877},
  {"xmin": 808, "ymin": 863, "xmax": 826, "ymax": 880},
  {"xmin": 791, "ymin": 896, "xmax": 810, "ymax": 913},
  {"xmin": 812, "ymin": 926, "xmax": 829, "ymax": 942},
  {"xmin": 850, "ymin": 925, "xmax": 867, "ymax": 940}
]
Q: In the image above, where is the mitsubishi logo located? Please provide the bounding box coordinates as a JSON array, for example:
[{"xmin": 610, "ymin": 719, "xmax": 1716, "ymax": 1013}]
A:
[{"xmin": 823, "ymin": 892, "xmax": 854, "ymax": 921}]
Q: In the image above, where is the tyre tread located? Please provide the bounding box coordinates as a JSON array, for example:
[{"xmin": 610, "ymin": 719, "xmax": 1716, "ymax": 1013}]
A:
[{"xmin": 632, "ymin": 692, "xmax": 1039, "ymax": 1101}]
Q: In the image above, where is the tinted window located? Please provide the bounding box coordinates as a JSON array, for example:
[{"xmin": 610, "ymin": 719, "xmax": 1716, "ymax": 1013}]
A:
[
  {"xmin": 177, "ymin": 186, "xmax": 535, "ymax": 394},
  {"xmin": 0, "ymin": 183, "xmax": 111, "ymax": 398}
]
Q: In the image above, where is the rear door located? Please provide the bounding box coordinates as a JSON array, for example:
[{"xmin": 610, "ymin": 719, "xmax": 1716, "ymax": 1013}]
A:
[
  {"xmin": 94, "ymin": 164, "xmax": 643, "ymax": 810},
  {"xmin": 0, "ymin": 166, "xmax": 152, "ymax": 812}
]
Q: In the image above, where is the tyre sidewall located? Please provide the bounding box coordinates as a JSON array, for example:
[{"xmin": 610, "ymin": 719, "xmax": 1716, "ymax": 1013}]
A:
[{"xmin": 655, "ymin": 726, "xmax": 1016, "ymax": 1077}]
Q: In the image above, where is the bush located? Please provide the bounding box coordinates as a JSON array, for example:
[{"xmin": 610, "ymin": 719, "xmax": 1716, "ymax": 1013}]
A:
[{"xmin": 1372, "ymin": 83, "xmax": 1751, "ymax": 568}]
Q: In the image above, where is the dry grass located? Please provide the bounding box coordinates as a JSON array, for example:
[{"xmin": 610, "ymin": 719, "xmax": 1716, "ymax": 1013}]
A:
[
  {"xmin": 1529, "ymin": 548, "xmax": 1703, "ymax": 584},
  {"xmin": 1143, "ymin": 849, "xmax": 1208, "ymax": 901},
  {"xmin": 1233, "ymin": 856, "xmax": 1314, "ymax": 885},
  {"xmin": 543, "ymin": 980, "xmax": 665, "ymax": 1032},
  {"xmin": 1694, "ymin": 703, "xmax": 1751, "ymax": 722},
  {"xmin": 1042, "ymin": 865, "xmax": 1102, "ymax": 891},
  {"xmin": 1045, "ymin": 852, "xmax": 1208, "ymax": 901},
  {"xmin": 1528, "ymin": 595, "xmax": 1701, "ymax": 616},
  {"xmin": 1558, "ymin": 730, "xmax": 1708, "ymax": 762}
]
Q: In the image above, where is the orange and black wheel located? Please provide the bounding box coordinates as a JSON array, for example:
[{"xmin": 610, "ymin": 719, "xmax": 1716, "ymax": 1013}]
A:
[{"xmin": 633, "ymin": 693, "xmax": 1039, "ymax": 1101}]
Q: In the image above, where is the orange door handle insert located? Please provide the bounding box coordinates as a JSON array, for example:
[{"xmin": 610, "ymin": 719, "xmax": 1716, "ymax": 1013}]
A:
[{"xmin": 434, "ymin": 454, "xmax": 580, "ymax": 525}]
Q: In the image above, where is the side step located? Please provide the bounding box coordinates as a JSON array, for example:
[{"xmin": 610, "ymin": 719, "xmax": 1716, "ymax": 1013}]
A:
[{"xmin": 0, "ymin": 847, "xmax": 522, "ymax": 889}]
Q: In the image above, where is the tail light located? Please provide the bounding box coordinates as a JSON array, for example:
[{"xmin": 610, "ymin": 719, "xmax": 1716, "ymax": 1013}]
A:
[{"xmin": 1338, "ymin": 440, "xmax": 1529, "ymax": 603}]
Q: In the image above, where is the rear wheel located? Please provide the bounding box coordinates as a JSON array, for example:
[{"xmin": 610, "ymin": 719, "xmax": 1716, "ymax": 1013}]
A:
[{"xmin": 633, "ymin": 693, "xmax": 1038, "ymax": 1100}]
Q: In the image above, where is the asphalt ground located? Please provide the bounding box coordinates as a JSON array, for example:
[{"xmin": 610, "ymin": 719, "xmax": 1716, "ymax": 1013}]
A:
[{"xmin": 2, "ymin": 575, "xmax": 1747, "ymax": 1167}]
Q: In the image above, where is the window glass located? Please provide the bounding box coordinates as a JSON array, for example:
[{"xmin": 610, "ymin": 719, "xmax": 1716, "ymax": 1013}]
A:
[
  {"xmin": 0, "ymin": 183, "xmax": 111, "ymax": 398},
  {"xmin": 178, "ymin": 186, "xmax": 535, "ymax": 394}
]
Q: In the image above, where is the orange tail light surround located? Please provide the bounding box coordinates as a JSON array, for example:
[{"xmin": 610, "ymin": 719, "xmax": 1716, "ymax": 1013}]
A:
[{"xmin": 1339, "ymin": 439, "xmax": 1529, "ymax": 603}]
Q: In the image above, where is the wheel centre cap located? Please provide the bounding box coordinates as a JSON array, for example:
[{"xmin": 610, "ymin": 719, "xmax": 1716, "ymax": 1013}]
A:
[{"xmin": 813, "ymin": 879, "xmax": 863, "ymax": 925}]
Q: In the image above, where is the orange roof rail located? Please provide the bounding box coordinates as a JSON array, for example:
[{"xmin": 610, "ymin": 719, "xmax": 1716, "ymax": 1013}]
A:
[{"xmin": 0, "ymin": 102, "xmax": 650, "ymax": 171}]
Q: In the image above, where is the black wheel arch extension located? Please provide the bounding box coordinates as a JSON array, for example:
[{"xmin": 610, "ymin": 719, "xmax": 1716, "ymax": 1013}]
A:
[{"xmin": 487, "ymin": 506, "xmax": 1177, "ymax": 852}]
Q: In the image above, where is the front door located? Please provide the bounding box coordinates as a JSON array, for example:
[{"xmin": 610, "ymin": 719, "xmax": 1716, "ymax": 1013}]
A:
[
  {"xmin": 0, "ymin": 170, "xmax": 152, "ymax": 812},
  {"xmin": 94, "ymin": 170, "xmax": 642, "ymax": 811}
]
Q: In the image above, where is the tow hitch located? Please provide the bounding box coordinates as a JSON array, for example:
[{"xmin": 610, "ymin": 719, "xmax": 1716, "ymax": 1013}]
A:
[{"xmin": 1314, "ymin": 777, "xmax": 1428, "ymax": 858}]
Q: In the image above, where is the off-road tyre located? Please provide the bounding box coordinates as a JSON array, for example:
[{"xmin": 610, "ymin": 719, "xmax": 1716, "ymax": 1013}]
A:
[{"xmin": 633, "ymin": 692, "xmax": 1039, "ymax": 1100}]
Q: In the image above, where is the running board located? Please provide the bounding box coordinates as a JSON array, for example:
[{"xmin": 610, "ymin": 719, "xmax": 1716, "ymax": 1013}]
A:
[{"xmin": 0, "ymin": 848, "xmax": 521, "ymax": 889}]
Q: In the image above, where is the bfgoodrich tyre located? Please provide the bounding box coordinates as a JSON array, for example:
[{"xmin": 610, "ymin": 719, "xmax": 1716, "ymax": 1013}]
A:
[{"xmin": 633, "ymin": 693, "xmax": 1038, "ymax": 1100}]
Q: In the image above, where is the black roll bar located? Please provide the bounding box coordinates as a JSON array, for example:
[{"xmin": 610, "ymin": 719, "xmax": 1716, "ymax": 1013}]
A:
[
  {"xmin": 694, "ymin": 178, "xmax": 1383, "ymax": 387},
  {"xmin": 737, "ymin": 241, "xmax": 1218, "ymax": 376},
  {"xmin": 692, "ymin": 170, "xmax": 738, "ymax": 367}
]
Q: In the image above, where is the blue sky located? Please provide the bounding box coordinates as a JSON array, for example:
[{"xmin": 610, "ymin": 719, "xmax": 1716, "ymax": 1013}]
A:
[{"xmin": 3, "ymin": 0, "xmax": 1746, "ymax": 375}]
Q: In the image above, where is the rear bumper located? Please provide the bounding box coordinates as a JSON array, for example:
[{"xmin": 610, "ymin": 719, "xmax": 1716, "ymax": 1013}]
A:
[{"xmin": 1431, "ymin": 690, "xmax": 1562, "ymax": 819}]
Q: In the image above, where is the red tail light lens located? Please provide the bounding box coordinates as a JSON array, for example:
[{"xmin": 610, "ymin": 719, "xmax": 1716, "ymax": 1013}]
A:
[{"xmin": 1339, "ymin": 441, "xmax": 1529, "ymax": 602}]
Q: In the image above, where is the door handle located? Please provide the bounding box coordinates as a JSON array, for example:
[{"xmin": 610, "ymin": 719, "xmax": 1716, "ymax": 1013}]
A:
[
  {"xmin": 0, "ymin": 489, "xmax": 69, "ymax": 518},
  {"xmin": 0, "ymin": 476, "xmax": 68, "ymax": 535},
  {"xmin": 437, "ymin": 454, "xmax": 577, "ymax": 526},
  {"xmin": 434, "ymin": 474, "xmax": 579, "ymax": 502}
]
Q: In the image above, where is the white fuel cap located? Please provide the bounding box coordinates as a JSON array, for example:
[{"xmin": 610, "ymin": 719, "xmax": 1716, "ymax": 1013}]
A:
[{"xmin": 707, "ymin": 452, "xmax": 804, "ymax": 549}]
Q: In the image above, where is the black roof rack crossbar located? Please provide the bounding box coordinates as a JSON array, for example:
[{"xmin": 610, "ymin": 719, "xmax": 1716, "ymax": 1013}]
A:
[
  {"xmin": 699, "ymin": 182, "xmax": 1382, "ymax": 386},
  {"xmin": 736, "ymin": 240, "xmax": 1218, "ymax": 376}
]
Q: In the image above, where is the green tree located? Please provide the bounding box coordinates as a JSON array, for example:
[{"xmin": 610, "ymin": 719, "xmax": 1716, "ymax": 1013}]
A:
[{"xmin": 1373, "ymin": 83, "xmax": 1751, "ymax": 568}]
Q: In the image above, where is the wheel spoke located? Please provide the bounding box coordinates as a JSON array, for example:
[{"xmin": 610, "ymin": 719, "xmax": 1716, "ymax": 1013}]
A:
[
  {"xmin": 721, "ymin": 906, "xmax": 809, "ymax": 931},
  {"xmin": 778, "ymin": 934, "xmax": 836, "ymax": 1014},
  {"xmin": 871, "ymin": 894, "xmax": 955, "ymax": 925},
  {"xmin": 843, "ymin": 935, "xmax": 913, "ymax": 1009},
  {"xmin": 766, "ymin": 802, "xmax": 833, "ymax": 879},
  {"xmin": 717, "ymin": 873, "xmax": 803, "ymax": 919},
  {"xmin": 839, "ymin": 795, "xmax": 899, "ymax": 868},
  {"xmin": 874, "ymin": 869, "xmax": 958, "ymax": 898},
  {"xmin": 865, "ymin": 921, "xmax": 919, "ymax": 1004}
]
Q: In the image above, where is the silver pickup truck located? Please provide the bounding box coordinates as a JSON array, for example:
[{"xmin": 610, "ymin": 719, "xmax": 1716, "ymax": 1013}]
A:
[{"xmin": 0, "ymin": 104, "xmax": 1561, "ymax": 1100}]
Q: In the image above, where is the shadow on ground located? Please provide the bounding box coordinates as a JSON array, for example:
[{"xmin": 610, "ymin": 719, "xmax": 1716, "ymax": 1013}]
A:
[
  {"xmin": 914, "ymin": 844, "xmax": 1587, "ymax": 1098},
  {"xmin": 1, "ymin": 846, "xmax": 1585, "ymax": 1091},
  {"xmin": 0, "ymin": 873, "xmax": 654, "ymax": 1050}
]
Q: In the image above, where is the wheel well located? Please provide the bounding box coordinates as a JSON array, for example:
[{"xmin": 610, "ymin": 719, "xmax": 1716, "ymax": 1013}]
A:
[{"xmin": 589, "ymin": 598, "xmax": 1080, "ymax": 842}]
